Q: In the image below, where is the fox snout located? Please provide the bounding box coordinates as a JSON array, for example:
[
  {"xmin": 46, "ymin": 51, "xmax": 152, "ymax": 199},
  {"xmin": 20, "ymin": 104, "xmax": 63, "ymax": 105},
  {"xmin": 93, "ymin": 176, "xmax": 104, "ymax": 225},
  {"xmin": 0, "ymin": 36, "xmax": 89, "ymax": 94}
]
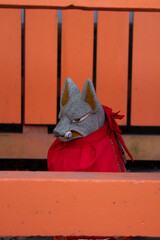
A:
[
  {"xmin": 53, "ymin": 129, "xmax": 72, "ymax": 139},
  {"xmin": 53, "ymin": 116, "xmax": 70, "ymax": 139},
  {"xmin": 53, "ymin": 116, "xmax": 82, "ymax": 141},
  {"xmin": 53, "ymin": 128, "xmax": 82, "ymax": 141},
  {"xmin": 53, "ymin": 130, "xmax": 63, "ymax": 138}
]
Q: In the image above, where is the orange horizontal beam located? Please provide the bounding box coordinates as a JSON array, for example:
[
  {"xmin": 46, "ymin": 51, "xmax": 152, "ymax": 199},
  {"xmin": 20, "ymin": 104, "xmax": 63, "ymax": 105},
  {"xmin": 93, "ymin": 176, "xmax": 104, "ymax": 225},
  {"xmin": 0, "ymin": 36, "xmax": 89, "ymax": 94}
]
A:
[
  {"xmin": 0, "ymin": 171, "xmax": 160, "ymax": 237},
  {"xmin": 0, "ymin": 126, "xmax": 53, "ymax": 159},
  {"xmin": 1, "ymin": 126, "xmax": 160, "ymax": 160},
  {"xmin": 0, "ymin": 0, "xmax": 160, "ymax": 11}
]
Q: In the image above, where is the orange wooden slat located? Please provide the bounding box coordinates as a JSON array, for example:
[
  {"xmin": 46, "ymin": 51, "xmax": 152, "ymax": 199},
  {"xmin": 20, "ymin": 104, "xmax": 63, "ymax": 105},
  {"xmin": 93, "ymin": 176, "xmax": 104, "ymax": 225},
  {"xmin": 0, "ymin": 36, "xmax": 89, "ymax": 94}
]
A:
[
  {"xmin": 61, "ymin": 9, "xmax": 94, "ymax": 91},
  {"xmin": 25, "ymin": 9, "xmax": 57, "ymax": 124},
  {"xmin": 96, "ymin": 12, "xmax": 129, "ymax": 125},
  {"xmin": 1, "ymin": 0, "xmax": 160, "ymax": 11},
  {"xmin": 0, "ymin": 9, "xmax": 21, "ymax": 123},
  {"xmin": 131, "ymin": 13, "xmax": 160, "ymax": 126},
  {"xmin": 0, "ymin": 171, "xmax": 160, "ymax": 237}
]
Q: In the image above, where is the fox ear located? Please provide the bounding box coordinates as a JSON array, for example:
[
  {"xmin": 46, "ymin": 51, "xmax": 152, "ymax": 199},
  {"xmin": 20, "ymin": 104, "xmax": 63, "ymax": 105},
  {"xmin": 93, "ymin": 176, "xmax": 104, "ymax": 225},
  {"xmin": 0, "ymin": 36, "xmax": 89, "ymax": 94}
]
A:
[
  {"xmin": 61, "ymin": 78, "xmax": 81, "ymax": 107},
  {"xmin": 82, "ymin": 79, "xmax": 97, "ymax": 111}
]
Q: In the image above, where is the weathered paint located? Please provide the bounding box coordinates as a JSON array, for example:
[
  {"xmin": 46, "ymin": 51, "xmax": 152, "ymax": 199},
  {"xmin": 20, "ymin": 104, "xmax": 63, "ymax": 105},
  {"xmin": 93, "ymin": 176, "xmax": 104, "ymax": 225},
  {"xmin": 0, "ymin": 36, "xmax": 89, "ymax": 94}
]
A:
[
  {"xmin": 96, "ymin": 11, "xmax": 129, "ymax": 125},
  {"xmin": 0, "ymin": 172, "xmax": 160, "ymax": 237},
  {"xmin": 123, "ymin": 135, "xmax": 160, "ymax": 161},
  {"xmin": 131, "ymin": 12, "xmax": 160, "ymax": 126},
  {"xmin": 1, "ymin": 0, "xmax": 160, "ymax": 11},
  {"xmin": 25, "ymin": 9, "xmax": 57, "ymax": 124},
  {"xmin": 61, "ymin": 9, "xmax": 94, "ymax": 91},
  {"xmin": 0, "ymin": 9, "xmax": 21, "ymax": 123},
  {"xmin": 0, "ymin": 126, "xmax": 53, "ymax": 159}
]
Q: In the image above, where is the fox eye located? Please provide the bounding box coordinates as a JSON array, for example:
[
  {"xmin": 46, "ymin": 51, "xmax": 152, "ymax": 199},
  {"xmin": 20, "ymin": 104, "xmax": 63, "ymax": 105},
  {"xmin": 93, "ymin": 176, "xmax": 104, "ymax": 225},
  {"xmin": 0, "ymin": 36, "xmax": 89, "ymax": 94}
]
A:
[
  {"xmin": 72, "ymin": 118, "xmax": 80, "ymax": 123},
  {"xmin": 71, "ymin": 112, "xmax": 91, "ymax": 123}
]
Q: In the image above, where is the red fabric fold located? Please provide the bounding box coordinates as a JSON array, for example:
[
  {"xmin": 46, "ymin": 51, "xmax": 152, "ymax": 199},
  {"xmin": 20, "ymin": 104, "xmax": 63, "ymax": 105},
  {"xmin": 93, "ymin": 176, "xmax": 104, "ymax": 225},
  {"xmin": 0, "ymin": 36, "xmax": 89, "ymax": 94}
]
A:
[
  {"xmin": 102, "ymin": 105, "xmax": 134, "ymax": 162},
  {"xmin": 47, "ymin": 106, "xmax": 133, "ymax": 172}
]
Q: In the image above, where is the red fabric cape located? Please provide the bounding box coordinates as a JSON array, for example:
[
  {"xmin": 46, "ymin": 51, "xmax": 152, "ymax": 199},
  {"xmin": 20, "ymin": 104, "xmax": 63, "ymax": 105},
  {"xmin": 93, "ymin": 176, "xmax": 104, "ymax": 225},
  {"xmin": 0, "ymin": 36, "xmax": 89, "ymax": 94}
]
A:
[{"xmin": 47, "ymin": 105, "xmax": 133, "ymax": 172}]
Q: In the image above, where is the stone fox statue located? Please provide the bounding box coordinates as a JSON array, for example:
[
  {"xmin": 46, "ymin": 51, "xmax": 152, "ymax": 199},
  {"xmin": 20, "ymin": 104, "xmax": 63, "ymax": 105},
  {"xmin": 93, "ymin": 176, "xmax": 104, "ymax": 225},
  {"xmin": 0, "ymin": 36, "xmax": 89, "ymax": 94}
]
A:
[{"xmin": 48, "ymin": 78, "xmax": 133, "ymax": 172}]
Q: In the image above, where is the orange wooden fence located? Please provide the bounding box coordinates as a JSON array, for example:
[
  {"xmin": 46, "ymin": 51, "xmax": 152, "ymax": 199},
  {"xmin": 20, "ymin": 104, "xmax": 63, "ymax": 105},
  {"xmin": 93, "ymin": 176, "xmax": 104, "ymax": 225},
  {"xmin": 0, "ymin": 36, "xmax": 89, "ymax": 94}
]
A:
[
  {"xmin": 2, "ymin": 9, "xmax": 160, "ymax": 126},
  {"xmin": 0, "ymin": 1, "xmax": 160, "ymax": 238},
  {"xmin": 0, "ymin": 5, "xmax": 160, "ymax": 160},
  {"xmin": 0, "ymin": 171, "xmax": 160, "ymax": 237},
  {"xmin": 0, "ymin": 6, "xmax": 160, "ymax": 160},
  {"xmin": 1, "ymin": 0, "xmax": 160, "ymax": 11}
]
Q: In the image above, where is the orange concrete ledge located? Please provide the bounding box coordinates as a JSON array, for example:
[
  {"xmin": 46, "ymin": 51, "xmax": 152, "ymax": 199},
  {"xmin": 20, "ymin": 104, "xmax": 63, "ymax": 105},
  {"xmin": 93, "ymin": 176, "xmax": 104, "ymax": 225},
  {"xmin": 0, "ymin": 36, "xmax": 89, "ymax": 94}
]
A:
[
  {"xmin": 0, "ymin": 171, "xmax": 160, "ymax": 237},
  {"xmin": 0, "ymin": 0, "xmax": 160, "ymax": 11}
]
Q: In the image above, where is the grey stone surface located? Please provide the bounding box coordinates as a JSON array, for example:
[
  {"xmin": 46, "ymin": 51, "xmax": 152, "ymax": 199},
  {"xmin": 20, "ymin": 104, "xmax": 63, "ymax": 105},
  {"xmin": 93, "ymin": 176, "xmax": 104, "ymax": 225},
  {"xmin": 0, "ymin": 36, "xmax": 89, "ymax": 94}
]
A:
[{"xmin": 54, "ymin": 78, "xmax": 105, "ymax": 141}]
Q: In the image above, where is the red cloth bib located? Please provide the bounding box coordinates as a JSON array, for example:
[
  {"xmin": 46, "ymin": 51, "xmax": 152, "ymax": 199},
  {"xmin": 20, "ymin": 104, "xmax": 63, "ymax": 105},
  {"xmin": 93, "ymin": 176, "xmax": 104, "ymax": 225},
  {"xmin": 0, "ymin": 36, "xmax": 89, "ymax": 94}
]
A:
[{"xmin": 47, "ymin": 106, "xmax": 133, "ymax": 172}]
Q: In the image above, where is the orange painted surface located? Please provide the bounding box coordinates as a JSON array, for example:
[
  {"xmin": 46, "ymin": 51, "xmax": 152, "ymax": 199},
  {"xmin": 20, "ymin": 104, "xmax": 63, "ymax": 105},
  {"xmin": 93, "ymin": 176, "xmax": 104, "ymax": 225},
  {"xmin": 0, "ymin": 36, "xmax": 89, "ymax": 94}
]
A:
[
  {"xmin": 61, "ymin": 10, "xmax": 94, "ymax": 91},
  {"xmin": 1, "ymin": 0, "xmax": 160, "ymax": 11},
  {"xmin": 25, "ymin": 9, "xmax": 57, "ymax": 124},
  {"xmin": 0, "ymin": 9, "xmax": 21, "ymax": 123},
  {"xmin": 131, "ymin": 13, "xmax": 160, "ymax": 126},
  {"xmin": 96, "ymin": 12, "xmax": 129, "ymax": 125},
  {"xmin": 0, "ymin": 171, "xmax": 160, "ymax": 237}
]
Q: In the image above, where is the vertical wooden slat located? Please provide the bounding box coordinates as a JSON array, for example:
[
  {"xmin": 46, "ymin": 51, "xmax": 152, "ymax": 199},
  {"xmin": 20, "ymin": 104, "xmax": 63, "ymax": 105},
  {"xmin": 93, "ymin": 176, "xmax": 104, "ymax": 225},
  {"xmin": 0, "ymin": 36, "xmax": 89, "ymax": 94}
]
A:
[
  {"xmin": 61, "ymin": 10, "xmax": 94, "ymax": 91},
  {"xmin": 25, "ymin": 9, "xmax": 57, "ymax": 124},
  {"xmin": 0, "ymin": 9, "xmax": 21, "ymax": 123},
  {"xmin": 131, "ymin": 12, "xmax": 160, "ymax": 126},
  {"xmin": 96, "ymin": 12, "xmax": 129, "ymax": 125}
]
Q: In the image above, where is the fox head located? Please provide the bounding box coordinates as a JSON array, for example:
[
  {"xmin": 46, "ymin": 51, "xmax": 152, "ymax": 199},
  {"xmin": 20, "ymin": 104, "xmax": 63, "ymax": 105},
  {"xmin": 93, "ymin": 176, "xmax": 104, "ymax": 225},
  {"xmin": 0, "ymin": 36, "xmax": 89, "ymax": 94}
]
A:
[{"xmin": 53, "ymin": 78, "xmax": 106, "ymax": 141}]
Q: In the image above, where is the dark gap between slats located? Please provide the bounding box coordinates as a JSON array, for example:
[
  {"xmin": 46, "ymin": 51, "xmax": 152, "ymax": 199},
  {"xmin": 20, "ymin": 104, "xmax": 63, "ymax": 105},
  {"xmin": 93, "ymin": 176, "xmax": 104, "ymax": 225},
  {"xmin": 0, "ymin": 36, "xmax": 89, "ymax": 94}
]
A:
[
  {"xmin": 21, "ymin": 9, "xmax": 25, "ymax": 128},
  {"xmin": 93, "ymin": 11, "xmax": 97, "ymax": 89},
  {"xmin": 0, "ymin": 238, "xmax": 53, "ymax": 240},
  {"xmin": 0, "ymin": 237, "xmax": 159, "ymax": 240},
  {"xmin": 48, "ymin": 10, "xmax": 62, "ymax": 134},
  {"xmin": 120, "ymin": 126, "xmax": 160, "ymax": 135},
  {"xmin": 0, "ymin": 159, "xmax": 48, "ymax": 171},
  {"xmin": 0, "ymin": 159, "xmax": 160, "ymax": 172},
  {"xmin": 0, "ymin": 124, "xmax": 22, "ymax": 133},
  {"xmin": 127, "ymin": 12, "xmax": 134, "ymax": 126}
]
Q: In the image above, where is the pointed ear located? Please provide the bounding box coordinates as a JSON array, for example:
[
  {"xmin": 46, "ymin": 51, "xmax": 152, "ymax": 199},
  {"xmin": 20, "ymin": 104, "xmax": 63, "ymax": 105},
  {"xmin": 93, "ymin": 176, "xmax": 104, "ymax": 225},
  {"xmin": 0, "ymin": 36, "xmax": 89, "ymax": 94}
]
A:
[
  {"xmin": 60, "ymin": 78, "xmax": 81, "ymax": 107},
  {"xmin": 81, "ymin": 79, "xmax": 97, "ymax": 111}
]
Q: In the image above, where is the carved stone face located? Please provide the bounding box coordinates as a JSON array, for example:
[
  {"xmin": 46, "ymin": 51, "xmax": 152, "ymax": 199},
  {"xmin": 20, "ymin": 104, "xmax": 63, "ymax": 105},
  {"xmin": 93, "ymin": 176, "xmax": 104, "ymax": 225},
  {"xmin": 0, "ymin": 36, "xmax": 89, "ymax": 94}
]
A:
[{"xmin": 53, "ymin": 78, "xmax": 105, "ymax": 141}]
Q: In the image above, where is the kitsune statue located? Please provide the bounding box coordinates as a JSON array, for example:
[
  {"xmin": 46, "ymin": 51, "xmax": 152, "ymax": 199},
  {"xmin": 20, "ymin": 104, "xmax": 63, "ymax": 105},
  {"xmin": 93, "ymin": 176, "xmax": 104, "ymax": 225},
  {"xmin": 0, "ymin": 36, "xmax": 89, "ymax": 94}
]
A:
[{"xmin": 47, "ymin": 78, "xmax": 133, "ymax": 172}]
